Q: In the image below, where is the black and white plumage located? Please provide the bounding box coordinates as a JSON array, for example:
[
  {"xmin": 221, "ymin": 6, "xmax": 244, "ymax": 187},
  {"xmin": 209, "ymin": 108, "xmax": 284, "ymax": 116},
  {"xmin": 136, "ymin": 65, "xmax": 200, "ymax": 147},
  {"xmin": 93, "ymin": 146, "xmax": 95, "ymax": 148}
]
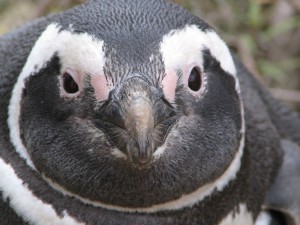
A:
[{"xmin": 0, "ymin": 0, "xmax": 299, "ymax": 224}]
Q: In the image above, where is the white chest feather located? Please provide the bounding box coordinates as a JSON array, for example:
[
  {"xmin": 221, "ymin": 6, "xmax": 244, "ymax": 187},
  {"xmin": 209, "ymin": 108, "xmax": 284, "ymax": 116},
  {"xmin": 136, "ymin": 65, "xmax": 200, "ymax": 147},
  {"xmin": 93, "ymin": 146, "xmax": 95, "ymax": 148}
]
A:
[{"xmin": 0, "ymin": 158, "xmax": 84, "ymax": 225}]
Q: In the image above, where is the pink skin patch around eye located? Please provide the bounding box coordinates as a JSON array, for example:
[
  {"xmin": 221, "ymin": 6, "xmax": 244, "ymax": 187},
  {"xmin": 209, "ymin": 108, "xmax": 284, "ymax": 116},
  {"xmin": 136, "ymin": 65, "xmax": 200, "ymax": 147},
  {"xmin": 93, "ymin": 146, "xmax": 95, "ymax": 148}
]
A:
[
  {"xmin": 162, "ymin": 69, "xmax": 178, "ymax": 103},
  {"xmin": 161, "ymin": 64, "xmax": 203, "ymax": 102},
  {"xmin": 90, "ymin": 74, "xmax": 111, "ymax": 101}
]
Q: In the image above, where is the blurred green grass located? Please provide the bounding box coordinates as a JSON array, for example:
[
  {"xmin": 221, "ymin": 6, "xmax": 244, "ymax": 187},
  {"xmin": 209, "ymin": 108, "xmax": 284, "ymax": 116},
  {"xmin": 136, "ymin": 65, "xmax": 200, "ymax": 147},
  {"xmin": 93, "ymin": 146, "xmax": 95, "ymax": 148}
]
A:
[{"xmin": 1, "ymin": 0, "xmax": 299, "ymax": 110}]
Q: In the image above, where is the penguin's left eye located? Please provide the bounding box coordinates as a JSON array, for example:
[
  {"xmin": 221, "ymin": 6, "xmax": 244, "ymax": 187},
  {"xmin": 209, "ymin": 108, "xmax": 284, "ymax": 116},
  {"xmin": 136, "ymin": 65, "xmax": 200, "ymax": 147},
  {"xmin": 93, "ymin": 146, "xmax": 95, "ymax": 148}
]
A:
[
  {"xmin": 63, "ymin": 72, "xmax": 79, "ymax": 94},
  {"xmin": 188, "ymin": 67, "xmax": 202, "ymax": 92}
]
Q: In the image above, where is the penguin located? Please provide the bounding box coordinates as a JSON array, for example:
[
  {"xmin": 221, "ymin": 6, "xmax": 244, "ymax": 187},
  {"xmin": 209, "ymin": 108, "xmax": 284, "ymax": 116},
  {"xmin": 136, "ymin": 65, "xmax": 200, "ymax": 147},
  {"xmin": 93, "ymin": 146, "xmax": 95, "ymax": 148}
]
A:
[{"xmin": 0, "ymin": 0, "xmax": 299, "ymax": 224}]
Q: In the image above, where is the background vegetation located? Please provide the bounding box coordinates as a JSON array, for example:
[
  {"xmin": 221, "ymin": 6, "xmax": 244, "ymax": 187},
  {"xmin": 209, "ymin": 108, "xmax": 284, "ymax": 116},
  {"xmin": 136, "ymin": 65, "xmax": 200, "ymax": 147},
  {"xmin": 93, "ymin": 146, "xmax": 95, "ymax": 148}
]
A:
[{"xmin": 0, "ymin": 0, "xmax": 299, "ymax": 110}]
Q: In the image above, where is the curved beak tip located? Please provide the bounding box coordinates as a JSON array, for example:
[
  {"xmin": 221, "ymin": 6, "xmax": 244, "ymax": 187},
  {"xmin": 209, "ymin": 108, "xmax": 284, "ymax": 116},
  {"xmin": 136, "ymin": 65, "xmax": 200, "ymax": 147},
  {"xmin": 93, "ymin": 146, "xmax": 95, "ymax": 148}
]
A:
[
  {"xmin": 138, "ymin": 150, "xmax": 152, "ymax": 165},
  {"xmin": 127, "ymin": 142, "xmax": 153, "ymax": 167}
]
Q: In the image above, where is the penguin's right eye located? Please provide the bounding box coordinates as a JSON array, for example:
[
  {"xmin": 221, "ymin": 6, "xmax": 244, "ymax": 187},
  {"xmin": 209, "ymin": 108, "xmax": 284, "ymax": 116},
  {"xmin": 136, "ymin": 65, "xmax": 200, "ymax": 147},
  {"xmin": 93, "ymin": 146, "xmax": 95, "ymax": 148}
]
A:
[{"xmin": 63, "ymin": 72, "xmax": 79, "ymax": 94}]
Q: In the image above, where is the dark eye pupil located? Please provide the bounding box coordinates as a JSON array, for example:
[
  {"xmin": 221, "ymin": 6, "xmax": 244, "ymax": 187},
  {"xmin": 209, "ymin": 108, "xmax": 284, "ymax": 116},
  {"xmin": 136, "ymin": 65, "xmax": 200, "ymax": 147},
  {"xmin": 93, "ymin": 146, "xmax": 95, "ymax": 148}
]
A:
[
  {"xmin": 63, "ymin": 73, "xmax": 79, "ymax": 94},
  {"xmin": 188, "ymin": 67, "xmax": 202, "ymax": 91}
]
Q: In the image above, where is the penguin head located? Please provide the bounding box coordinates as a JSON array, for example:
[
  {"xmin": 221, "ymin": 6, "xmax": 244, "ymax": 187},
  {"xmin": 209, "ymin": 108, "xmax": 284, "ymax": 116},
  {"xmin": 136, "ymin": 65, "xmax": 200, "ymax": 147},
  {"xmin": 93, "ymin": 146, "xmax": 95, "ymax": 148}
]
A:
[{"xmin": 9, "ymin": 0, "xmax": 244, "ymax": 210}]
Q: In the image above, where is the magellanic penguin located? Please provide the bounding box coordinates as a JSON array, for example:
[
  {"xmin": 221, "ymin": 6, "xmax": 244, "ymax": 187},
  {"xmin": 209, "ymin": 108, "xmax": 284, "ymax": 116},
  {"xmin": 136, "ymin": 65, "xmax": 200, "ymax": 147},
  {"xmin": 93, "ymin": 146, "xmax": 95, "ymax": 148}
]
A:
[{"xmin": 0, "ymin": 0, "xmax": 299, "ymax": 225}]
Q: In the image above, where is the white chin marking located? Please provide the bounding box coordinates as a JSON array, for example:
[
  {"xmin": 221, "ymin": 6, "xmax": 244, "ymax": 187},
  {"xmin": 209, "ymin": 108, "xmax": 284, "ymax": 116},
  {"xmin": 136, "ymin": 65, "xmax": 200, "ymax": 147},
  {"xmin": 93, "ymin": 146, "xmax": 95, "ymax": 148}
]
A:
[
  {"xmin": 0, "ymin": 158, "xmax": 84, "ymax": 225},
  {"xmin": 218, "ymin": 204, "xmax": 253, "ymax": 225},
  {"xmin": 159, "ymin": 25, "xmax": 240, "ymax": 93},
  {"xmin": 7, "ymin": 23, "xmax": 106, "ymax": 168},
  {"xmin": 110, "ymin": 147, "xmax": 127, "ymax": 159}
]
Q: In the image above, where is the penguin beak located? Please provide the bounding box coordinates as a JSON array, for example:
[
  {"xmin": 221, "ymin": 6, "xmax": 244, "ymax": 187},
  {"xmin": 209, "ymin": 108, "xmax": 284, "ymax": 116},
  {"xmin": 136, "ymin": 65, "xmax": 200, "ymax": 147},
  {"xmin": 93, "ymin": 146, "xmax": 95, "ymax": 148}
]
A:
[
  {"xmin": 124, "ymin": 95, "xmax": 155, "ymax": 164},
  {"xmin": 93, "ymin": 77, "xmax": 176, "ymax": 167}
]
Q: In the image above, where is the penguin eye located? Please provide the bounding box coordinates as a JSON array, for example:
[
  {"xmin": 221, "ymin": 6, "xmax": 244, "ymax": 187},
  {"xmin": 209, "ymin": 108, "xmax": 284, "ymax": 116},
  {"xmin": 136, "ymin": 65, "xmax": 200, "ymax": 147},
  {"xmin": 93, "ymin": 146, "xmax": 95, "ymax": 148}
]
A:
[
  {"xmin": 188, "ymin": 67, "xmax": 202, "ymax": 92},
  {"xmin": 63, "ymin": 72, "xmax": 79, "ymax": 94}
]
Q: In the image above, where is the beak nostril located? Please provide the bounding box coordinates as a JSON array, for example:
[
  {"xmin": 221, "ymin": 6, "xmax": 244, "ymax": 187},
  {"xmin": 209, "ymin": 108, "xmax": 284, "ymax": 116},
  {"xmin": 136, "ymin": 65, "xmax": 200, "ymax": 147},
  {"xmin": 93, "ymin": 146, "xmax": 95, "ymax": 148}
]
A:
[
  {"xmin": 107, "ymin": 103, "xmax": 126, "ymax": 130},
  {"xmin": 94, "ymin": 101, "xmax": 126, "ymax": 130}
]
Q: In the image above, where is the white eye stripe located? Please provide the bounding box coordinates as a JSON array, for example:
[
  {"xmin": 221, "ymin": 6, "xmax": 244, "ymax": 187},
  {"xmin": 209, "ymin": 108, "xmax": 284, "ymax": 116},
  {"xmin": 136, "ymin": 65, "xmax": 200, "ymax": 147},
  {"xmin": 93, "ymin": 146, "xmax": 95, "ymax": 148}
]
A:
[
  {"xmin": 159, "ymin": 25, "xmax": 239, "ymax": 93},
  {"xmin": 17, "ymin": 23, "xmax": 106, "ymax": 81}
]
